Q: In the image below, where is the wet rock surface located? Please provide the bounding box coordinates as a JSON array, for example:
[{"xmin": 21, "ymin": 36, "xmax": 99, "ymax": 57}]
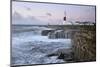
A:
[
  {"xmin": 46, "ymin": 48, "xmax": 74, "ymax": 62},
  {"xmin": 41, "ymin": 30, "xmax": 55, "ymax": 36}
]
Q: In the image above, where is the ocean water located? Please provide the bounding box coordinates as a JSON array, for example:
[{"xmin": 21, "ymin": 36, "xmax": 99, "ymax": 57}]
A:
[{"xmin": 11, "ymin": 25, "xmax": 72, "ymax": 65}]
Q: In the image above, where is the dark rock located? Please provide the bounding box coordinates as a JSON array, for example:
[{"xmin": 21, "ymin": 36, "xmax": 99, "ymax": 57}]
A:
[
  {"xmin": 41, "ymin": 30, "xmax": 55, "ymax": 36},
  {"xmin": 46, "ymin": 48, "xmax": 74, "ymax": 61},
  {"xmin": 48, "ymin": 30, "xmax": 68, "ymax": 39},
  {"xmin": 47, "ymin": 53, "xmax": 57, "ymax": 57},
  {"xmin": 58, "ymin": 52, "xmax": 65, "ymax": 59}
]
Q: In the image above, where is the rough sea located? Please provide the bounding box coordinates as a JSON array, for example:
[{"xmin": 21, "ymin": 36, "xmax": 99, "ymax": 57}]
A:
[{"xmin": 11, "ymin": 25, "xmax": 72, "ymax": 65}]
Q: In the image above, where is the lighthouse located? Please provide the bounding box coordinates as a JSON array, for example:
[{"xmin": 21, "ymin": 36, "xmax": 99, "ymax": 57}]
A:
[{"xmin": 63, "ymin": 11, "xmax": 67, "ymax": 25}]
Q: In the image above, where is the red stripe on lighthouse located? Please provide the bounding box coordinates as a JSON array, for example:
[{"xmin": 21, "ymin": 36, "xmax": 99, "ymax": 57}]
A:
[{"xmin": 64, "ymin": 16, "xmax": 66, "ymax": 21}]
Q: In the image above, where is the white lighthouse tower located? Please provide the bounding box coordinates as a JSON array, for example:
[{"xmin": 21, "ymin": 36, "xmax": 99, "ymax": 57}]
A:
[{"xmin": 63, "ymin": 11, "xmax": 67, "ymax": 25}]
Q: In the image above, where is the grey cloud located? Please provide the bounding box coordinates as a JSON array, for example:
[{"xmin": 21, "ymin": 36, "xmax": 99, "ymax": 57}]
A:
[{"xmin": 12, "ymin": 12, "xmax": 48, "ymax": 25}]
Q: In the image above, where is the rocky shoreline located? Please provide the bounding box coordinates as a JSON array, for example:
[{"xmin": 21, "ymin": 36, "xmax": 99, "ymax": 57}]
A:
[
  {"xmin": 46, "ymin": 48, "xmax": 74, "ymax": 62},
  {"xmin": 72, "ymin": 30, "xmax": 96, "ymax": 62},
  {"xmin": 45, "ymin": 27, "xmax": 96, "ymax": 62}
]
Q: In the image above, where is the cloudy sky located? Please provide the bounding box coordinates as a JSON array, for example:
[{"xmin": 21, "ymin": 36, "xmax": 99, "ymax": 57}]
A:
[{"xmin": 12, "ymin": 1, "xmax": 96, "ymax": 25}]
